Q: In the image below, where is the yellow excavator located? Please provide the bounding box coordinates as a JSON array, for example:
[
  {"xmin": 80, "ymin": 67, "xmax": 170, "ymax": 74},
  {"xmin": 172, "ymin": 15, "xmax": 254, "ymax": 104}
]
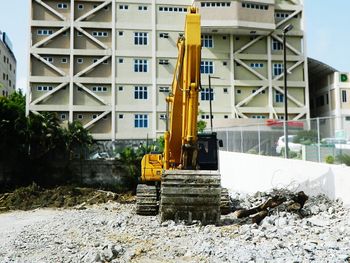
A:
[{"xmin": 136, "ymin": 7, "xmax": 229, "ymax": 224}]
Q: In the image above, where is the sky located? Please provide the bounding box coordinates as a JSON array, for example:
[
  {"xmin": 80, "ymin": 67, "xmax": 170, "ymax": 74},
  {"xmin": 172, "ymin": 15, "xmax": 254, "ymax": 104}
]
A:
[{"xmin": 0, "ymin": 0, "xmax": 350, "ymax": 93}]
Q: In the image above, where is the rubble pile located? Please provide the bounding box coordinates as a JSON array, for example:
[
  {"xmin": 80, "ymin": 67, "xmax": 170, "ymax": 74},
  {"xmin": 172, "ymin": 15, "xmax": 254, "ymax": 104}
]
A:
[
  {"xmin": 0, "ymin": 183, "xmax": 131, "ymax": 212},
  {"xmin": 0, "ymin": 190, "xmax": 349, "ymax": 262}
]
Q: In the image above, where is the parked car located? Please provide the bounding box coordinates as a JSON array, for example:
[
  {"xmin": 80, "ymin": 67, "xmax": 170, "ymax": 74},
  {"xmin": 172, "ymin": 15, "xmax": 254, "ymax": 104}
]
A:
[
  {"xmin": 321, "ymin": 138, "xmax": 350, "ymax": 150},
  {"xmin": 276, "ymin": 135, "xmax": 302, "ymax": 154}
]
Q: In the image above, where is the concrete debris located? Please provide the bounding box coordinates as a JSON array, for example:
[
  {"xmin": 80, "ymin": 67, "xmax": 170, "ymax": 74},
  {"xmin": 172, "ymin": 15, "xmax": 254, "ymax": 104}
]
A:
[{"xmin": 0, "ymin": 190, "xmax": 349, "ymax": 262}]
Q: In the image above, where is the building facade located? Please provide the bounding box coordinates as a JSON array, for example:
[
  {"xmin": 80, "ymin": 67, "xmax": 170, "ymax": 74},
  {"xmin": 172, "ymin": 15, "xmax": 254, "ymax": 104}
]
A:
[
  {"xmin": 309, "ymin": 58, "xmax": 350, "ymax": 137},
  {"xmin": 28, "ymin": 0, "xmax": 308, "ymax": 141},
  {"xmin": 0, "ymin": 31, "xmax": 16, "ymax": 97}
]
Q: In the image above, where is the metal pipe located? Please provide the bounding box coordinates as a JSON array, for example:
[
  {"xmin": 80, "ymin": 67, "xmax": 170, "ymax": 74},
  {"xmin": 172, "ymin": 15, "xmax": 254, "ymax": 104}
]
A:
[{"xmin": 282, "ymin": 24, "xmax": 293, "ymax": 159}]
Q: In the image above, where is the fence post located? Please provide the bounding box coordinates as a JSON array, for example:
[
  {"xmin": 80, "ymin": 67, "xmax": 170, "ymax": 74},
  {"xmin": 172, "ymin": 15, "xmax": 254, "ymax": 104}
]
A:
[
  {"xmin": 283, "ymin": 120, "xmax": 287, "ymax": 159},
  {"xmin": 226, "ymin": 130, "xmax": 228, "ymax": 152},
  {"xmin": 317, "ymin": 117, "xmax": 321, "ymax": 163},
  {"xmin": 258, "ymin": 124, "xmax": 261, "ymax": 155},
  {"xmin": 240, "ymin": 127, "xmax": 243, "ymax": 153}
]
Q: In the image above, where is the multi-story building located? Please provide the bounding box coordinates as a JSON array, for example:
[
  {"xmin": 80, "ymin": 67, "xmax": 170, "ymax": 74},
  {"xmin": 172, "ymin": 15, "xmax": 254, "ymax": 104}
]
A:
[
  {"xmin": 0, "ymin": 31, "xmax": 16, "ymax": 96},
  {"xmin": 309, "ymin": 58, "xmax": 350, "ymax": 137},
  {"xmin": 28, "ymin": 0, "xmax": 308, "ymax": 141}
]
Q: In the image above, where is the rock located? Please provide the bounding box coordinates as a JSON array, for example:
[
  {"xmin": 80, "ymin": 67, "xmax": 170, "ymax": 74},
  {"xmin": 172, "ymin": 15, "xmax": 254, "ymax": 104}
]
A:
[
  {"xmin": 338, "ymin": 254, "xmax": 350, "ymax": 261},
  {"xmin": 307, "ymin": 217, "xmax": 331, "ymax": 227},
  {"xmin": 328, "ymin": 207, "xmax": 335, "ymax": 214},
  {"xmin": 319, "ymin": 204, "xmax": 328, "ymax": 212},
  {"xmin": 310, "ymin": 205, "xmax": 320, "ymax": 215},
  {"xmin": 304, "ymin": 243, "xmax": 316, "ymax": 253},
  {"xmin": 275, "ymin": 217, "xmax": 288, "ymax": 227}
]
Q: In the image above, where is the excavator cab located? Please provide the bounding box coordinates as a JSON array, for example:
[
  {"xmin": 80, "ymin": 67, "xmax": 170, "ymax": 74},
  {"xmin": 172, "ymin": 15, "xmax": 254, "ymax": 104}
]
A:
[{"xmin": 197, "ymin": 132, "xmax": 222, "ymax": 170}]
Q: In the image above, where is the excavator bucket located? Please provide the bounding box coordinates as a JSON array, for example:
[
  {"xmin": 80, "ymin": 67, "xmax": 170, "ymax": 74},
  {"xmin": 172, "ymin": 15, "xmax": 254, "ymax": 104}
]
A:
[{"xmin": 160, "ymin": 170, "xmax": 221, "ymax": 225}]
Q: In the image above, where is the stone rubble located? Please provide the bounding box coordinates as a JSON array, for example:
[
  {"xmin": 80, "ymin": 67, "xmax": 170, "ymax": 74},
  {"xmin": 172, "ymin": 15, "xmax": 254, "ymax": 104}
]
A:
[{"xmin": 0, "ymin": 191, "xmax": 349, "ymax": 262}]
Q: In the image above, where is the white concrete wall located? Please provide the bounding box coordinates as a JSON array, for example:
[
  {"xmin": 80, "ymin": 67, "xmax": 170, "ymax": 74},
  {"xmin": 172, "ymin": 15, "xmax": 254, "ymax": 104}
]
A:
[{"xmin": 219, "ymin": 151, "xmax": 350, "ymax": 207}]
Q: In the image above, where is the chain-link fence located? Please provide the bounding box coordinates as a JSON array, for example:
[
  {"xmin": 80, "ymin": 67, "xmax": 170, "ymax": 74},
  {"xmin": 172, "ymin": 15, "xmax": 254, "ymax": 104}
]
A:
[{"xmin": 215, "ymin": 116, "xmax": 350, "ymax": 164}]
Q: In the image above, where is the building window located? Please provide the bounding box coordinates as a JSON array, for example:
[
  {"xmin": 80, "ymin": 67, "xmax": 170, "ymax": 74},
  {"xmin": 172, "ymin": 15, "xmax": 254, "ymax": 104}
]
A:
[
  {"xmin": 118, "ymin": 86, "xmax": 123, "ymax": 91},
  {"xmin": 201, "ymin": 88, "xmax": 214, "ymax": 101},
  {"xmin": 158, "ymin": 6, "xmax": 187, "ymax": 12},
  {"xmin": 159, "ymin": 86, "xmax": 170, "ymax": 93},
  {"xmin": 60, "ymin": 113, "xmax": 66, "ymax": 120},
  {"xmin": 118, "ymin": 58, "xmax": 124, "ymax": 63},
  {"xmin": 223, "ymin": 61, "xmax": 228, "ymax": 66},
  {"xmin": 119, "ymin": 114, "xmax": 124, "ymax": 119},
  {"xmin": 61, "ymin": 58, "xmax": 68, "ymax": 63},
  {"xmin": 275, "ymin": 91, "xmax": 284, "ymax": 103},
  {"xmin": 138, "ymin": 5, "xmax": 147, "ymax": 11},
  {"xmin": 77, "ymin": 31, "xmax": 83, "ymax": 37},
  {"xmin": 119, "ymin": 5, "xmax": 129, "ymax": 10},
  {"xmin": 92, "ymin": 114, "xmax": 98, "ymax": 120},
  {"xmin": 134, "ymin": 114, "xmax": 148, "ymax": 128},
  {"xmin": 224, "ymin": 115, "xmax": 228, "ymax": 119},
  {"xmin": 92, "ymin": 86, "xmax": 107, "ymax": 92},
  {"xmin": 201, "ymin": 114, "xmax": 213, "ymax": 120},
  {"xmin": 134, "ymin": 59, "xmax": 148, "ymax": 72},
  {"xmin": 159, "ymin": 59, "xmax": 169, "ymax": 65},
  {"xmin": 242, "ymin": 2, "xmax": 268, "ymax": 10},
  {"xmin": 275, "ymin": 12, "xmax": 289, "ymax": 19},
  {"xmin": 93, "ymin": 58, "xmax": 99, "ymax": 63},
  {"xmin": 92, "ymin": 31, "xmax": 108, "ymax": 37},
  {"xmin": 342, "ymin": 90, "xmax": 347, "ymax": 103},
  {"xmin": 200, "ymin": 61, "xmax": 214, "ymax": 74},
  {"xmin": 77, "ymin": 114, "xmax": 83, "ymax": 120},
  {"xmin": 104, "ymin": 6, "xmax": 109, "ymax": 11},
  {"xmin": 223, "ymin": 88, "xmax": 228, "ymax": 93},
  {"xmin": 62, "ymin": 31, "xmax": 68, "ymax": 36},
  {"xmin": 252, "ymin": 115, "xmax": 266, "ymax": 119},
  {"xmin": 272, "ymin": 39, "xmax": 283, "ymax": 51},
  {"xmin": 250, "ymin": 63, "xmax": 264, "ymax": 68},
  {"xmin": 134, "ymin": 32, "xmax": 148, "ymax": 45},
  {"xmin": 159, "ymin": 33, "xmax": 169, "ymax": 38},
  {"xmin": 273, "ymin": 63, "xmax": 283, "ymax": 76},
  {"xmin": 201, "ymin": 35, "xmax": 213, "ymax": 48},
  {"xmin": 118, "ymin": 31, "xmax": 124, "ymax": 36},
  {"xmin": 77, "ymin": 4, "xmax": 84, "ymax": 9},
  {"xmin": 134, "ymin": 86, "xmax": 148, "ymax": 99},
  {"xmin": 201, "ymin": 2, "xmax": 231, "ymax": 7},
  {"xmin": 77, "ymin": 58, "xmax": 83, "ymax": 64},
  {"xmin": 57, "ymin": 3, "xmax": 68, "ymax": 9},
  {"xmin": 103, "ymin": 60, "xmax": 108, "ymax": 64},
  {"xmin": 237, "ymin": 89, "xmax": 241, "ymax": 94},
  {"xmin": 37, "ymin": 29, "xmax": 53, "ymax": 36},
  {"xmin": 159, "ymin": 114, "xmax": 167, "ymax": 120},
  {"xmin": 43, "ymin": 57, "xmax": 54, "ymax": 63}
]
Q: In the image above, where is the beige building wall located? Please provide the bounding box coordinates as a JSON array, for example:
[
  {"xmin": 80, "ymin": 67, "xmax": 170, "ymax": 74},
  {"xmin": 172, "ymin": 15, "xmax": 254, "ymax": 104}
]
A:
[
  {"xmin": 28, "ymin": 0, "xmax": 309, "ymax": 141},
  {"xmin": 0, "ymin": 33, "xmax": 16, "ymax": 96}
]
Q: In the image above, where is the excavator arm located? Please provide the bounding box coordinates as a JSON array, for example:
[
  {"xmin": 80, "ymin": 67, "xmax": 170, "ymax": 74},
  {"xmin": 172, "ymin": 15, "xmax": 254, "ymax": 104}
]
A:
[{"xmin": 164, "ymin": 7, "xmax": 201, "ymax": 170}]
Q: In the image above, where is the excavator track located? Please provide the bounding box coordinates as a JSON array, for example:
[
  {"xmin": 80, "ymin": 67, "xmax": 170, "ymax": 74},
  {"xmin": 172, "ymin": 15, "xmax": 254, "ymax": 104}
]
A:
[
  {"xmin": 220, "ymin": 188, "xmax": 231, "ymax": 215},
  {"xmin": 160, "ymin": 170, "xmax": 221, "ymax": 225},
  {"xmin": 136, "ymin": 184, "xmax": 159, "ymax": 216}
]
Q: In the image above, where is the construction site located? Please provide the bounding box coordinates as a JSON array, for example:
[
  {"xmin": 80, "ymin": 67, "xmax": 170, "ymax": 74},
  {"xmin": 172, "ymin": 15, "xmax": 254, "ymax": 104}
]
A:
[{"xmin": 1, "ymin": 0, "xmax": 350, "ymax": 262}]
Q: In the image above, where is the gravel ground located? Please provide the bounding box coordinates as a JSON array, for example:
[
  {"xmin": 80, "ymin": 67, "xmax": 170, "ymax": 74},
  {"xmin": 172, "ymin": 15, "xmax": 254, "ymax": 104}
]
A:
[{"xmin": 0, "ymin": 192, "xmax": 350, "ymax": 263}]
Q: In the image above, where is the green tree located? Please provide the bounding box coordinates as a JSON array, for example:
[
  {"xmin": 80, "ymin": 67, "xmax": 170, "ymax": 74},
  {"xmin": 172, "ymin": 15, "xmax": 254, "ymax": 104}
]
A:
[
  {"xmin": 197, "ymin": 110, "xmax": 207, "ymax": 133},
  {"xmin": 62, "ymin": 121, "xmax": 93, "ymax": 159}
]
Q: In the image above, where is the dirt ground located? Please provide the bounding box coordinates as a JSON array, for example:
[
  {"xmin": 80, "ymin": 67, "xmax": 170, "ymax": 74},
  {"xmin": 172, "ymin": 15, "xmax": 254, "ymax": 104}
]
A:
[{"xmin": 0, "ymin": 183, "xmax": 134, "ymax": 212}]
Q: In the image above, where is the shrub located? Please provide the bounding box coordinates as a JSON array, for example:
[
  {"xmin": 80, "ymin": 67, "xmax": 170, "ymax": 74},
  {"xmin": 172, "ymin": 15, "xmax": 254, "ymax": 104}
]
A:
[
  {"xmin": 336, "ymin": 154, "xmax": 350, "ymax": 166},
  {"xmin": 325, "ymin": 155, "xmax": 335, "ymax": 164}
]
